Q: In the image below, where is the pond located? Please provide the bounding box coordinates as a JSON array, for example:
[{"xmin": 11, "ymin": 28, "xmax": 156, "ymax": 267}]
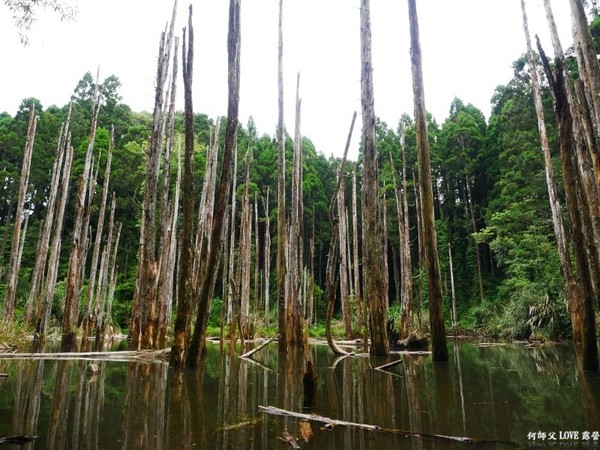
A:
[{"xmin": 1, "ymin": 340, "xmax": 599, "ymax": 449}]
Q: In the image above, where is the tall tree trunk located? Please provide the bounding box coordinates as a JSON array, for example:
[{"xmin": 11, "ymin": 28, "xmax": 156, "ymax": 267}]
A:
[
  {"xmin": 522, "ymin": 0, "xmax": 580, "ymax": 347},
  {"xmin": 171, "ymin": 6, "xmax": 195, "ymax": 368},
  {"xmin": 465, "ymin": 176, "xmax": 484, "ymax": 302},
  {"xmin": 186, "ymin": 0, "xmax": 241, "ymax": 367},
  {"xmin": 538, "ymin": 38, "xmax": 599, "ymax": 372},
  {"xmin": 276, "ymin": 0, "xmax": 288, "ymax": 352},
  {"xmin": 408, "ymin": 0, "xmax": 448, "ymax": 361},
  {"xmin": 351, "ymin": 167, "xmax": 363, "ymax": 329},
  {"xmin": 239, "ymin": 154, "xmax": 253, "ymax": 340},
  {"xmin": 62, "ymin": 83, "xmax": 101, "ymax": 345},
  {"xmin": 325, "ymin": 112, "xmax": 356, "ymax": 355},
  {"xmin": 224, "ymin": 149, "xmax": 238, "ymax": 340},
  {"xmin": 3, "ymin": 105, "xmax": 37, "ymax": 322},
  {"xmin": 288, "ymin": 73, "xmax": 305, "ymax": 347},
  {"xmin": 131, "ymin": 3, "xmax": 177, "ymax": 348},
  {"xmin": 448, "ymin": 243, "xmax": 457, "ymax": 329},
  {"xmin": 82, "ymin": 125, "xmax": 114, "ymax": 340},
  {"xmin": 262, "ymin": 188, "xmax": 271, "ymax": 327},
  {"xmin": 337, "ymin": 167, "xmax": 353, "ymax": 337},
  {"xmin": 25, "ymin": 110, "xmax": 71, "ymax": 328},
  {"xmin": 360, "ymin": 0, "xmax": 388, "ymax": 356},
  {"xmin": 40, "ymin": 142, "xmax": 74, "ymax": 338}
]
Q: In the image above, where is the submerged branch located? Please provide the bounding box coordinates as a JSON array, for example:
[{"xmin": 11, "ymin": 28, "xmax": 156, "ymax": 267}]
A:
[
  {"xmin": 0, "ymin": 349, "xmax": 170, "ymax": 363},
  {"xmin": 258, "ymin": 405, "xmax": 518, "ymax": 446}
]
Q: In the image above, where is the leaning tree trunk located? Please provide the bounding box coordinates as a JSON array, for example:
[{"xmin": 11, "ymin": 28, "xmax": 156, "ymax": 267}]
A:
[
  {"xmin": 521, "ymin": 0, "xmax": 580, "ymax": 345},
  {"xmin": 337, "ymin": 166, "xmax": 353, "ymax": 338},
  {"xmin": 186, "ymin": 0, "xmax": 241, "ymax": 368},
  {"xmin": 276, "ymin": 0, "xmax": 288, "ymax": 352},
  {"xmin": 171, "ymin": 7, "xmax": 195, "ymax": 368},
  {"xmin": 3, "ymin": 105, "xmax": 37, "ymax": 322},
  {"xmin": 360, "ymin": 0, "xmax": 389, "ymax": 356},
  {"xmin": 538, "ymin": 38, "xmax": 599, "ymax": 372},
  {"xmin": 25, "ymin": 109, "xmax": 70, "ymax": 328},
  {"xmin": 408, "ymin": 0, "xmax": 448, "ymax": 361}
]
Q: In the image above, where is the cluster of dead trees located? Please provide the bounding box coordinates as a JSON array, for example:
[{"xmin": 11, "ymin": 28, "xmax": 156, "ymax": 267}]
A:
[
  {"xmin": 2, "ymin": 0, "xmax": 599, "ymax": 372},
  {"xmin": 521, "ymin": 0, "xmax": 600, "ymax": 371}
]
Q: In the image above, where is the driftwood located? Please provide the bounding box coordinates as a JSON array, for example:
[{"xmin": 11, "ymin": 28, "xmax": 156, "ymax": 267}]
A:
[
  {"xmin": 374, "ymin": 358, "xmax": 403, "ymax": 373},
  {"xmin": 278, "ymin": 430, "xmax": 300, "ymax": 449},
  {"xmin": 0, "ymin": 349, "xmax": 170, "ymax": 363},
  {"xmin": 239, "ymin": 334, "xmax": 279, "ymax": 359},
  {"xmin": 258, "ymin": 405, "xmax": 518, "ymax": 446}
]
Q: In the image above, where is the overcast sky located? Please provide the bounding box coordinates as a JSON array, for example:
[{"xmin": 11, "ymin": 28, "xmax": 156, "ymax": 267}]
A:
[{"xmin": 0, "ymin": 0, "xmax": 573, "ymax": 160}]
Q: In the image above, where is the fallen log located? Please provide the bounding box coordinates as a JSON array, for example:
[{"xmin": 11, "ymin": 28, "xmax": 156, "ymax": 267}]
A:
[
  {"xmin": 0, "ymin": 435, "xmax": 39, "ymax": 445},
  {"xmin": 258, "ymin": 405, "xmax": 518, "ymax": 446},
  {"xmin": 0, "ymin": 349, "xmax": 171, "ymax": 363},
  {"xmin": 239, "ymin": 334, "xmax": 279, "ymax": 359},
  {"xmin": 374, "ymin": 358, "xmax": 403, "ymax": 372}
]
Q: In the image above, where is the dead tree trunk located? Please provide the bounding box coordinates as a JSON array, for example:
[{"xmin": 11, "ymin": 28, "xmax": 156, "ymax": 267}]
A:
[
  {"xmin": 325, "ymin": 112, "xmax": 356, "ymax": 355},
  {"xmin": 361, "ymin": 0, "xmax": 389, "ymax": 356},
  {"xmin": 186, "ymin": 0, "xmax": 241, "ymax": 368},
  {"xmin": 351, "ymin": 167, "xmax": 363, "ymax": 330},
  {"xmin": 408, "ymin": 0, "xmax": 448, "ymax": 361},
  {"xmin": 25, "ymin": 109, "xmax": 71, "ymax": 328},
  {"xmin": 262, "ymin": 188, "xmax": 271, "ymax": 326},
  {"xmin": 171, "ymin": 6, "xmax": 195, "ymax": 368},
  {"xmin": 276, "ymin": 0, "xmax": 288, "ymax": 353},
  {"xmin": 3, "ymin": 105, "xmax": 37, "ymax": 322},
  {"xmin": 288, "ymin": 73, "xmax": 305, "ymax": 347},
  {"xmin": 465, "ymin": 177, "xmax": 484, "ymax": 303},
  {"xmin": 224, "ymin": 148, "xmax": 238, "ymax": 340},
  {"xmin": 239, "ymin": 154, "xmax": 253, "ymax": 340},
  {"xmin": 62, "ymin": 84, "xmax": 101, "ymax": 346},
  {"xmin": 337, "ymin": 166, "xmax": 353, "ymax": 337},
  {"xmin": 40, "ymin": 141, "xmax": 74, "ymax": 338},
  {"xmin": 538, "ymin": 38, "xmax": 599, "ymax": 372},
  {"xmin": 521, "ymin": 0, "xmax": 580, "ymax": 344},
  {"xmin": 82, "ymin": 125, "xmax": 114, "ymax": 340}
]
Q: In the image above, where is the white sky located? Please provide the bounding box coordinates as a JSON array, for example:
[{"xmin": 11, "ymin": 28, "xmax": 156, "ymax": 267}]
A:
[{"xmin": 0, "ymin": 0, "xmax": 573, "ymax": 160}]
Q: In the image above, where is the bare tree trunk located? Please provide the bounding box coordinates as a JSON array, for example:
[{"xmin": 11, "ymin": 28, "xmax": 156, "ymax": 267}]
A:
[
  {"xmin": 361, "ymin": 0, "xmax": 389, "ymax": 356},
  {"xmin": 82, "ymin": 125, "xmax": 114, "ymax": 340},
  {"xmin": 522, "ymin": 0, "xmax": 580, "ymax": 344},
  {"xmin": 254, "ymin": 193, "xmax": 260, "ymax": 316},
  {"xmin": 40, "ymin": 141, "xmax": 74, "ymax": 338},
  {"xmin": 62, "ymin": 83, "xmax": 102, "ymax": 346},
  {"xmin": 351, "ymin": 167, "xmax": 363, "ymax": 330},
  {"xmin": 276, "ymin": 0, "xmax": 288, "ymax": 353},
  {"xmin": 538, "ymin": 38, "xmax": 599, "ymax": 372},
  {"xmin": 413, "ymin": 171, "xmax": 425, "ymax": 329},
  {"xmin": 26, "ymin": 110, "xmax": 71, "ymax": 328},
  {"xmin": 544, "ymin": 0, "xmax": 600, "ymax": 304},
  {"xmin": 171, "ymin": 6, "xmax": 195, "ymax": 367},
  {"xmin": 288, "ymin": 73, "xmax": 305, "ymax": 347},
  {"xmin": 224, "ymin": 149, "xmax": 238, "ymax": 341},
  {"xmin": 262, "ymin": 188, "xmax": 271, "ymax": 327},
  {"xmin": 325, "ymin": 112, "xmax": 356, "ymax": 355},
  {"xmin": 95, "ymin": 193, "xmax": 116, "ymax": 339},
  {"xmin": 3, "ymin": 105, "xmax": 37, "ymax": 322},
  {"xmin": 239, "ymin": 154, "xmax": 253, "ymax": 340},
  {"xmin": 186, "ymin": 0, "xmax": 241, "ymax": 367},
  {"xmin": 337, "ymin": 167, "xmax": 353, "ymax": 337},
  {"xmin": 448, "ymin": 243, "xmax": 457, "ymax": 329},
  {"xmin": 408, "ymin": 0, "xmax": 448, "ymax": 361}
]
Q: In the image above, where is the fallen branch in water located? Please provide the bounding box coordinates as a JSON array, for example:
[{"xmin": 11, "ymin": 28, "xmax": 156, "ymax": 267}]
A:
[
  {"xmin": 258, "ymin": 405, "xmax": 518, "ymax": 446},
  {"xmin": 0, "ymin": 435, "xmax": 39, "ymax": 445},
  {"xmin": 239, "ymin": 334, "xmax": 279, "ymax": 359},
  {"xmin": 0, "ymin": 349, "xmax": 170, "ymax": 363},
  {"xmin": 374, "ymin": 358, "xmax": 404, "ymax": 373}
]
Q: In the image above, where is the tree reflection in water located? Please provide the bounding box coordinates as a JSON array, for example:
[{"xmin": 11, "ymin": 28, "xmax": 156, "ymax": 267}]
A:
[{"xmin": 0, "ymin": 341, "xmax": 599, "ymax": 449}]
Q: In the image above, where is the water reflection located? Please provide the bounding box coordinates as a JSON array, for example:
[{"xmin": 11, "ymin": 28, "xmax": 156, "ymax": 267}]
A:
[{"xmin": 0, "ymin": 341, "xmax": 599, "ymax": 449}]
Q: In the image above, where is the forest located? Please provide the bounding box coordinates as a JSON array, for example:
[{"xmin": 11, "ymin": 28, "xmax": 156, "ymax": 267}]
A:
[{"xmin": 1, "ymin": 0, "xmax": 600, "ymax": 374}]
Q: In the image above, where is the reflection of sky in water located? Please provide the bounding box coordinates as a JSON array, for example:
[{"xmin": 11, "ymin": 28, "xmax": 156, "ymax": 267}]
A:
[{"xmin": 0, "ymin": 340, "xmax": 598, "ymax": 449}]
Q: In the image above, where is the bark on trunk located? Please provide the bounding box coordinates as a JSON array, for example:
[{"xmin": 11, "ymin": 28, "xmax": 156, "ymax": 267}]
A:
[
  {"xmin": 538, "ymin": 37, "xmax": 599, "ymax": 372},
  {"xmin": 171, "ymin": 6, "xmax": 195, "ymax": 368},
  {"xmin": 3, "ymin": 105, "xmax": 37, "ymax": 322},
  {"xmin": 276, "ymin": 0, "xmax": 288, "ymax": 352},
  {"xmin": 186, "ymin": 0, "xmax": 241, "ymax": 367},
  {"xmin": 408, "ymin": 0, "xmax": 448, "ymax": 361},
  {"xmin": 360, "ymin": 0, "xmax": 389, "ymax": 357}
]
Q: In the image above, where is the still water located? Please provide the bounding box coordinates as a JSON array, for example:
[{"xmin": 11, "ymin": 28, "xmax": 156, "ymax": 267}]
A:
[{"xmin": 0, "ymin": 340, "xmax": 599, "ymax": 449}]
